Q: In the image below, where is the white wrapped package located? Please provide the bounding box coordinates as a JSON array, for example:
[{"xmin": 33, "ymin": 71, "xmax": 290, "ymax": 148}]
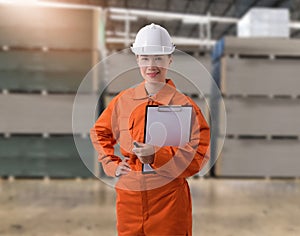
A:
[{"xmin": 238, "ymin": 7, "xmax": 290, "ymax": 38}]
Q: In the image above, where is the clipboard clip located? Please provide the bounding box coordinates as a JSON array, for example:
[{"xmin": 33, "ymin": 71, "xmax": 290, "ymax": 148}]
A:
[{"xmin": 157, "ymin": 105, "xmax": 182, "ymax": 112}]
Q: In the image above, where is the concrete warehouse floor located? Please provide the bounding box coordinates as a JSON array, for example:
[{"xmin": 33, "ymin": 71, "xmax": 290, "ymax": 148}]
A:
[{"xmin": 0, "ymin": 178, "xmax": 300, "ymax": 236}]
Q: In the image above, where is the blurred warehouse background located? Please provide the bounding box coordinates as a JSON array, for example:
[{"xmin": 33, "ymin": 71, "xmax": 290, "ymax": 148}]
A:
[{"xmin": 0, "ymin": 0, "xmax": 300, "ymax": 235}]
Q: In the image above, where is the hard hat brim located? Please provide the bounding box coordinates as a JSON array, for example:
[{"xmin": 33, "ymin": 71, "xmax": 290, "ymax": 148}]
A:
[{"xmin": 131, "ymin": 45, "xmax": 175, "ymax": 55}]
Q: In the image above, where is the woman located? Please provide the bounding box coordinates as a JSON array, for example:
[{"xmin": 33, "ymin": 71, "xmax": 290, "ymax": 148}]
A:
[{"xmin": 90, "ymin": 23, "xmax": 210, "ymax": 236}]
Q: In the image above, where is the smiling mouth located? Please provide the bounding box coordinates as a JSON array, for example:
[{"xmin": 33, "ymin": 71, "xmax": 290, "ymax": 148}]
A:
[{"xmin": 147, "ymin": 72, "xmax": 159, "ymax": 78}]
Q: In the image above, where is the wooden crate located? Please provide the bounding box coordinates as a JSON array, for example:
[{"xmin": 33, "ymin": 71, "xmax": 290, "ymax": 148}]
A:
[
  {"xmin": 0, "ymin": 136, "xmax": 93, "ymax": 177},
  {"xmin": 221, "ymin": 56, "xmax": 300, "ymax": 97},
  {"xmin": 220, "ymin": 97, "xmax": 300, "ymax": 136},
  {"xmin": 222, "ymin": 37, "xmax": 300, "ymax": 56},
  {"xmin": 215, "ymin": 138, "xmax": 300, "ymax": 177},
  {"xmin": 0, "ymin": 94, "xmax": 98, "ymax": 134},
  {"xmin": 0, "ymin": 5, "xmax": 96, "ymax": 49},
  {"xmin": 0, "ymin": 50, "xmax": 95, "ymax": 93}
]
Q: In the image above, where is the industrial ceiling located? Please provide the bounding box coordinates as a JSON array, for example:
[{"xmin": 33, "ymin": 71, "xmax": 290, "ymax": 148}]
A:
[{"xmin": 34, "ymin": 0, "xmax": 300, "ymax": 51}]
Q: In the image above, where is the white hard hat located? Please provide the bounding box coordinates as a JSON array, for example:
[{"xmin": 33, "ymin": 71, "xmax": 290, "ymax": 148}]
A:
[{"xmin": 131, "ymin": 23, "xmax": 175, "ymax": 55}]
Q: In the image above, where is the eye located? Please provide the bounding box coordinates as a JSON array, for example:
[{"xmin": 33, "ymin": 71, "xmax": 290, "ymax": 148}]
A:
[
  {"xmin": 155, "ymin": 57, "xmax": 162, "ymax": 61},
  {"xmin": 141, "ymin": 57, "xmax": 149, "ymax": 61}
]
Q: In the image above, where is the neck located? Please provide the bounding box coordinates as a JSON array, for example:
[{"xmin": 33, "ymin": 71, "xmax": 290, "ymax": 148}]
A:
[{"xmin": 145, "ymin": 81, "xmax": 166, "ymax": 95}]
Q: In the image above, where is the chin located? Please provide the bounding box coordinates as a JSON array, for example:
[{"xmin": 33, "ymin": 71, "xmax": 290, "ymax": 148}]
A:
[
  {"xmin": 145, "ymin": 75, "xmax": 163, "ymax": 81},
  {"xmin": 146, "ymin": 79, "xmax": 164, "ymax": 84}
]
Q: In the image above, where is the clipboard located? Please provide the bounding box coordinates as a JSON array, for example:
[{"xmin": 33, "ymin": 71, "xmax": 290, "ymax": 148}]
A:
[{"xmin": 142, "ymin": 105, "xmax": 193, "ymax": 174}]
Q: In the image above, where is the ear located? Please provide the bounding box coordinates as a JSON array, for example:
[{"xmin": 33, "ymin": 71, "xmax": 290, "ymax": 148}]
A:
[{"xmin": 136, "ymin": 55, "xmax": 139, "ymax": 64}]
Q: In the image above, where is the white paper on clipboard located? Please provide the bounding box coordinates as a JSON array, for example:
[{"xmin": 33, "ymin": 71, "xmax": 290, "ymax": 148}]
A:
[{"xmin": 143, "ymin": 105, "xmax": 193, "ymax": 174}]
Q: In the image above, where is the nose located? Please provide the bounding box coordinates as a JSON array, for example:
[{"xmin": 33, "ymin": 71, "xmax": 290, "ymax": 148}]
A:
[{"xmin": 148, "ymin": 57, "xmax": 156, "ymax": 67}]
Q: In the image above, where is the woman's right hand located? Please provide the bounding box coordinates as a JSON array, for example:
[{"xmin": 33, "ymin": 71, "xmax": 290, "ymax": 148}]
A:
[{"xmin": 115, "ymin": 157, "xmax": 131, "ymax": 177}]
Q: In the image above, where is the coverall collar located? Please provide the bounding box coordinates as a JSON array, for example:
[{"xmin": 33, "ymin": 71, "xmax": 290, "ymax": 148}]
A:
[{"xmin": 133, "ymin": 79, "xmax": 177, "ymax": 105}]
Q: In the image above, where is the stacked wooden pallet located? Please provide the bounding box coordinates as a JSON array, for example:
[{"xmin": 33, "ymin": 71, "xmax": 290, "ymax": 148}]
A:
[
  {"xmin": 213, "ymin": 37, "xmax": 300, "ymax": 178},
  {"xmin": 0, "ymin": 4, "xmax": 101, "ymax": 178}
]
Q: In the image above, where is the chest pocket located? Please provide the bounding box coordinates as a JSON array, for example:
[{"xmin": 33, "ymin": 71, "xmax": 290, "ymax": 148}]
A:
[{"xmin": 118, "ymin": 117, "xmax": 134, "ymax": 154}]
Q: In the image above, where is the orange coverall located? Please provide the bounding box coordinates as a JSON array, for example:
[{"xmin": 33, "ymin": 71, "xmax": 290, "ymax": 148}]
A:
[{"xmin": 90, "ymin": 79, "xmax": 210, "ymax": 236}]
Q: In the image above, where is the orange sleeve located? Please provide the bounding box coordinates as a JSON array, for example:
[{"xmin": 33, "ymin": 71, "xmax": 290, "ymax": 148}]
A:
[
  {"xmin": 90, "ymin": 94, "xmax": 122, "ymax": 177},
  {"xmin": 151, "ymin": 99, "xmax": 210, "ymax": 178}
]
